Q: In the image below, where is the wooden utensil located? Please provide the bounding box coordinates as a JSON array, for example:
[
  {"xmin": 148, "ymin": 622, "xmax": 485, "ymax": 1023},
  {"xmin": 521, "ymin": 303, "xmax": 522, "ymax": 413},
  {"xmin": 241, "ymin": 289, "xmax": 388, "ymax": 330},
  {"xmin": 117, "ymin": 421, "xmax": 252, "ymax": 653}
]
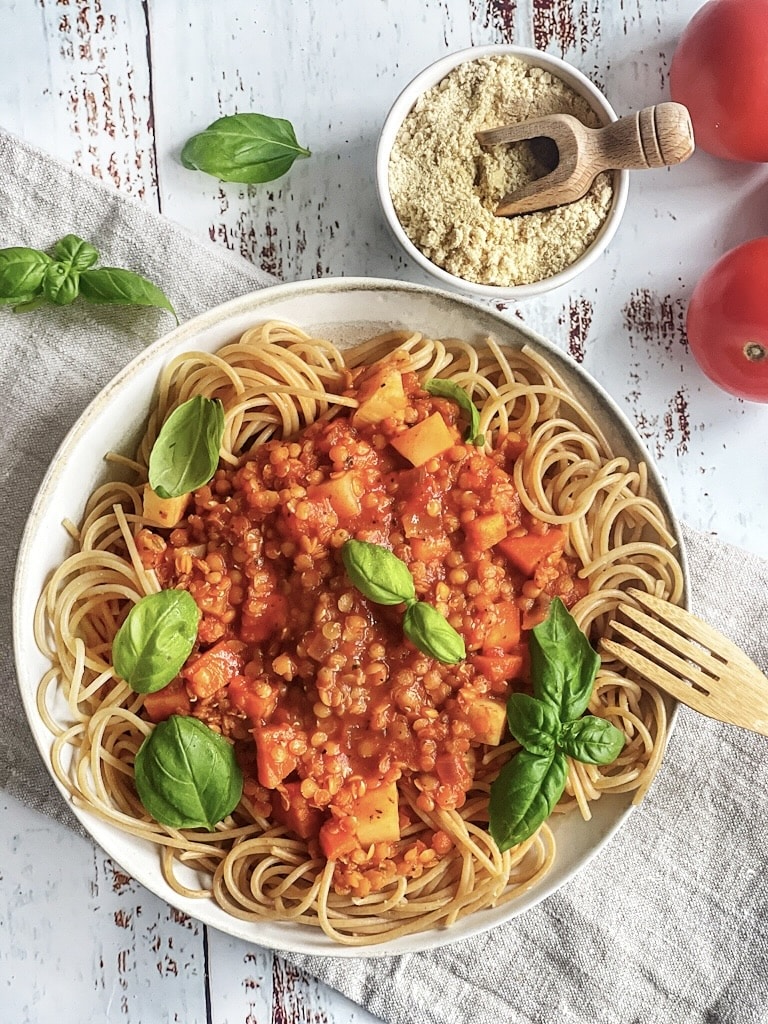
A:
[
  {"xmin": 601, "ymin": 588, "xmax": 768, "ymax": 737},
  {"xmin": 475, "ymin": 102, "xmax": 694, "ymax": 217}
]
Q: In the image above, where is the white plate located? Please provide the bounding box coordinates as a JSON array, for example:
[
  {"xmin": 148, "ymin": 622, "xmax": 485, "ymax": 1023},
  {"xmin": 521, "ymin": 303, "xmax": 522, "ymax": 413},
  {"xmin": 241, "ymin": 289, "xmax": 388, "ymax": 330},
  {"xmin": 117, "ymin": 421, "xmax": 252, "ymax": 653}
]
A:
[{"xmin": 12, "ymin": 278, "xmax": 686, "ymax": 957}]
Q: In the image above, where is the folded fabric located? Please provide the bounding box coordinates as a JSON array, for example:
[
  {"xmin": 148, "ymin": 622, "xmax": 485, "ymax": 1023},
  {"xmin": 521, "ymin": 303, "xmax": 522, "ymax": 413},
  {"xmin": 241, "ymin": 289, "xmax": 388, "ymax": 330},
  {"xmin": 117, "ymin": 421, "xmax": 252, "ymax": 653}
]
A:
[
  {"xmin": 1, "ymin": 128, "xmax": 766, "ymax": 1024},
  {"xmin": 0, "ymin": 128, "xmax": 274, "ymax": 827}
]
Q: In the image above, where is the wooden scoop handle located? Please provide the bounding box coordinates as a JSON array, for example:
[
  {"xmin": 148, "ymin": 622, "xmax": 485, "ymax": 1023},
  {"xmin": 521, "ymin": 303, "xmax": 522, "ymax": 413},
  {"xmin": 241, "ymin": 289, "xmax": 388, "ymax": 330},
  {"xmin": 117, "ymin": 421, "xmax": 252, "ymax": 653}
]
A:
[{"xmin": 595, "ymin": 102, "xmax": 694, "ymax": 170}]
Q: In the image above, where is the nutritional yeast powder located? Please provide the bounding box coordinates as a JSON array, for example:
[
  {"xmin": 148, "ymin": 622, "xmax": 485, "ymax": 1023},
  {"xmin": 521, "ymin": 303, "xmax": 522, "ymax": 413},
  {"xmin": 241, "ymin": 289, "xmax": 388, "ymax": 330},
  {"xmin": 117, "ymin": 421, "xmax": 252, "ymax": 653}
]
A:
[{"xmin": 388, "ymin": 55, "xmax": 614, "ymax": 287}]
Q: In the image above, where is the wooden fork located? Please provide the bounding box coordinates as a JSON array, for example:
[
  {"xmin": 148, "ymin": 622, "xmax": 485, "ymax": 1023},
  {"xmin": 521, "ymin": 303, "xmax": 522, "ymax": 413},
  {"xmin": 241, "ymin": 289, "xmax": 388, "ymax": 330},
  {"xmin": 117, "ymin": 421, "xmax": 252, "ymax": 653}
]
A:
[{"xmin": 601, "ymin": 588, "xmax": 768, "ymax": 737}]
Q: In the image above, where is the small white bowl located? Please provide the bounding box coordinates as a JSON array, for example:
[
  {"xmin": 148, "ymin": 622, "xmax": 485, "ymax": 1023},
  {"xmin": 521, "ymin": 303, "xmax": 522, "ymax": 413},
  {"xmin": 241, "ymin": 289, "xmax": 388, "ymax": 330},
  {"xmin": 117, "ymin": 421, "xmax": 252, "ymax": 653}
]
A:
[{"xmin": 376, "ymin": 44, "xmax": 630, "ymax": 301}]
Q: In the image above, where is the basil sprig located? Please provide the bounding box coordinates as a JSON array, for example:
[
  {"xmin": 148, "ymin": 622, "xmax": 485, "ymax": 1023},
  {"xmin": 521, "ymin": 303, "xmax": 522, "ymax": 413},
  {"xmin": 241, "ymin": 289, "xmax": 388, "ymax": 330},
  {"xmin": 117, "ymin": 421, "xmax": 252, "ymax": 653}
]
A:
[
  {"xmin": 341, "ymin": 539, "xmax": 465, "ymax": 664},
  {"xmin": 148, "ymin": 396, "xmax": 225, "ymax": 499},
  {"xmin": 425, "ymin": 378, "xmax": 484, "ymax": 446},
  {"xmin": 113, "ymin": 589, "xmax": 200, "ymax": 693},
  {"xmin": 135, "ymin": 715, "xmax": 243, "ymax": 830},
  {"xmin": 0, "ymin": 234, "xmax": 177, "ymax": 318},
  {"xmin": 489, "ymin": 598, "xmax": 625, "ymax": 852},
  {"xmin": 181, "ymin": 113, "xmax": 311, "ymax": 184}
]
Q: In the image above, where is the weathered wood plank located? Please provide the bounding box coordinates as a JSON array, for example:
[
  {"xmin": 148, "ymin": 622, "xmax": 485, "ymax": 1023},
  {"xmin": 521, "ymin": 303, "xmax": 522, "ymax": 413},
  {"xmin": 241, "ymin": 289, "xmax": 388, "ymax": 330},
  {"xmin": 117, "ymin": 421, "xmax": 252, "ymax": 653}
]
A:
[
  {"xmin": 1, "ymin": 0, "xmax": 157, "ymax": 204},
  {"xmin": 0, "ymin": 794, "xmax": 208, "ymax": 1023}
]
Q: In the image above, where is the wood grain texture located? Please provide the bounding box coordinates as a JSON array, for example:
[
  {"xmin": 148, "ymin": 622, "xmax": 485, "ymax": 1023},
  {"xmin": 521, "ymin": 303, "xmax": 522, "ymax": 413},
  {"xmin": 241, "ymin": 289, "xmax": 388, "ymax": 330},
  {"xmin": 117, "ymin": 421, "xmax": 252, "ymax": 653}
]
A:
[
  {"xmin": 1, "ymin": 0, "xmax": 158, "ymax": 203},
  {"xmin": 2, "ymin": 1, "xmax": 768, "ymax": 1023}
]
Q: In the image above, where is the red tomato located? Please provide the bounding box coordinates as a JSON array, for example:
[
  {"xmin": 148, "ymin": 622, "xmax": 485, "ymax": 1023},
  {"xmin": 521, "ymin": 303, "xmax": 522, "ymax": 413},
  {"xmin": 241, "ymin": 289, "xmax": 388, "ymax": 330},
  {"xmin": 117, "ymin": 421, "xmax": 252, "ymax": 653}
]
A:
[
  {"xmin": 686, "ymin": 238, "xmax": 768, "ymax": 402},
  {"xmin": 670, "ymin": 0, "xmax": 768, "ymax": 162}
]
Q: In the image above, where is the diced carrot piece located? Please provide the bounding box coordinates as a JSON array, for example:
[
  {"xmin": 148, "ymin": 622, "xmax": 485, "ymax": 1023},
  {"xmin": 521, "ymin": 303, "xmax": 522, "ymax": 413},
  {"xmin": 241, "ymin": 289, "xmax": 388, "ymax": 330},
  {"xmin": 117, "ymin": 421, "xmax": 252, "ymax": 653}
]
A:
[
  {"xmin": 241, "ymin": 592, "xmax": 288, "ymax": 644},
  {"xmin": 181, "ymin": 639, "xmax": 247, "ymax": 699},
  {"xmin": 390, "ymin": 413, "xmax": 456, "ymax": 467},
  {"xmin": 142, "ymin": 487, "xmax": 190, "ymax": 529},
  {"xmin": 470, "ymin": 653, "xmax": 525, "ymax": 684},
  {"xmin": 482, "ymin": 602, "xmax": 521, "ymax": 653},
  {"xmin": 410, "ymin": 535, "xmax": 452, "ymax": 562},
  {"xmin": 307, "ymin": 471, "xmax": 362, "ymax": 520},
  {"xmin": 435, "ymin": 751, "xmax": 473, "ymax": 790},
  {"xmin": 350, "ymin": 780, "xmax": 400, "ymax": 846},
  {"xmin": 465, "ymin": 696, "xmax": 508, "ymax": 745},
  {"xmin": 143, "ymin": 678, "xmax": 192, "ymax": 723},
  {"xmin": 319, "ymin": 819, "xmax": 361, "ymax": 861},
  {"xmin": 497, "ymin": 528, "xmax": 565, "ymax": 576},
  {"xmin": 229, "ymin": 675, "xmax": 281, "ymax": 723},
  {"xmin": 252, "ymin": 723, "xmax": 300, "ymax": 789},
  {"xmin": 351, "ymin": 364, "xmax": 408, "ymax": 427},
  {"xmin": 463, "ymin": 512, "xmax": 508, "ymax": 551},
  {"xmin": 271, "ymin": 782, "xmax": 323, "ymax": 840}
]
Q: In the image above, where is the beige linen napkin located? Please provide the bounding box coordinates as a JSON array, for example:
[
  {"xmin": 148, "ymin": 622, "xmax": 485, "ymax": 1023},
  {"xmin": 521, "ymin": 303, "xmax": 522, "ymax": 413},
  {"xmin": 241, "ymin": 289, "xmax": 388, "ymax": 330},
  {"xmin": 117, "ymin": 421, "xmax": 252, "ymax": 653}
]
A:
[{"xmin": 1, "ymin": 129, "xmax": 766, "ymax": 1024}]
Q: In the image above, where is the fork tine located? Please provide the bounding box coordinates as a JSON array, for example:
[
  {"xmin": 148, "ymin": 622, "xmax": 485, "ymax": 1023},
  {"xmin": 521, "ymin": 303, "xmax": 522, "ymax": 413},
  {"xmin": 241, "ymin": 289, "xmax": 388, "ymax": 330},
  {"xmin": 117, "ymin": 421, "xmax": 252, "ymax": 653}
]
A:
[
  {"xmin": 604, "ymin": 590, "xmax": 768, "ymax": 736},
  {"xmin": 601, "ymin": 636, "xmax": 717, "ymax": 718},
  {"xmin": 626, "ymin": 588, "xmax": 758, "ymax": 671},
  {"xmin": 616, "ymin": 605, "xmax": 726, "ymax": 680},
  {"xmin": 608, "ymin": 619, "xmax": 716, "ymax": 692}
]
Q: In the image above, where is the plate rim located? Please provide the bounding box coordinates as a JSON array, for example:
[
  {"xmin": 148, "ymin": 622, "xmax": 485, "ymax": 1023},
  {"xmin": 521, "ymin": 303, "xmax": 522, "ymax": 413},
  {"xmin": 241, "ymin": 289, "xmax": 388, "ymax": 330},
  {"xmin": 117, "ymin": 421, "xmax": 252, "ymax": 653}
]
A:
[{"xmin": 12, "ymin": 276, "xmax": 688, "ymax": 957}]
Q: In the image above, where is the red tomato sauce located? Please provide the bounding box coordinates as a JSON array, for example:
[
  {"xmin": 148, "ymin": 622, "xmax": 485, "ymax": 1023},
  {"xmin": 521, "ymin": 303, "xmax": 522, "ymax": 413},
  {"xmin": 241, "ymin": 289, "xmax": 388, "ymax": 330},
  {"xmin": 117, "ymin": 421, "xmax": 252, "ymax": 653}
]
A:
[{"xmin": 136, "ymin": 362, "xmax": 586, "ymax": 894}]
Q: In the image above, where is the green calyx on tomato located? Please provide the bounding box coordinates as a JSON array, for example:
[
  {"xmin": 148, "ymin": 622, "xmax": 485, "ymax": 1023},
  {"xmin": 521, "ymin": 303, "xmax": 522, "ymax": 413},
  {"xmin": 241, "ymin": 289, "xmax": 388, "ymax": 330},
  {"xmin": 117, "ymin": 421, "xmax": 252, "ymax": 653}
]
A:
[{"xmin": 685, "ymin": 237, "xmax": 768, "ymax": 403}]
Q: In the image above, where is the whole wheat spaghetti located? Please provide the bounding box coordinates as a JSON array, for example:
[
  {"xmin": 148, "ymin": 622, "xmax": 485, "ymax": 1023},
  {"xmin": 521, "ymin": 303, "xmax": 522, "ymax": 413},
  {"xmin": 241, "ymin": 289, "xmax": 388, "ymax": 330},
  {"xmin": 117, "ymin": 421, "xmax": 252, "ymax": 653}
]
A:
[{"xmin": 35, "ymin": 321, "xmax": 683, "ymax": 945}]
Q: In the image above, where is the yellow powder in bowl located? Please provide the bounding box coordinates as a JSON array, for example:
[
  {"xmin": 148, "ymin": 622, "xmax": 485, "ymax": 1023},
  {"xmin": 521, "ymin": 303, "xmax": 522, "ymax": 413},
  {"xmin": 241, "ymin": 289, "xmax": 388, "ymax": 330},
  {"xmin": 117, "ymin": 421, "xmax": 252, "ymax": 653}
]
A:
[{"xmin": 388, "ymin": 55, "xmax": 614, "ymax": 287}]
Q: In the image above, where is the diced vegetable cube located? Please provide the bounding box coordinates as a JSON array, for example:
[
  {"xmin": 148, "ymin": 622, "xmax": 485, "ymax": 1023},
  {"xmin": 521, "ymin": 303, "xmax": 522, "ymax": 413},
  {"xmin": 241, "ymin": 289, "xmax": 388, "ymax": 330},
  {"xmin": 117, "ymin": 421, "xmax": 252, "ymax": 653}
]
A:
[
  {"xmin": 350, "ymin": 780, "xmax": 400, "ymax": 846},
  {"xmin": 410, "ymin": 535, "xmax": 451, "ymax": 562},
  {"xmin": 181, "ymin": 639, "xmax": 247, "ymax": 699},
  {"xmin": 497, "ymin": 528, "xmax": 565, "ymax": 576},
  {"xmin": 351, "ymin": 364, "xmax": 408, "ymax": 427},
  {"xmin": 142, "ymin": 487, "xmax": 190, "ymax": 528},
  {"xmin": 466, "ymin": 696, "xmax": 508, "ymax": 745},
  {"xmin": 252, "ymin": 723, "xmax": 300, "ymax": 788},
  {"xmin": 319, "ymin": 819, "xmax": 360, "ymax": 861},
  {"xmin": 271, "ymin": 781, "xmax": 323, "ymax": 840},
  {"xmin": 463, "ymin": 512, "xmax": 509, "ymax": 551},
  {"xmin": 470, "ymin": 653, "xmax": 525, "ymax": 685},
  {"xmin": 390, "ymin": 413, "xmax": 455, "ymax": 467},
  {"xmin": 143, "ymin": 677, "xmax": 192, "ymax": 723},
  {"xmin": 482, "ymin": 601, "xmax": 521, "ymax": 653},
  {"xmin": 307, "ymin": 471, "xmax": 362, "ymax": 519}
]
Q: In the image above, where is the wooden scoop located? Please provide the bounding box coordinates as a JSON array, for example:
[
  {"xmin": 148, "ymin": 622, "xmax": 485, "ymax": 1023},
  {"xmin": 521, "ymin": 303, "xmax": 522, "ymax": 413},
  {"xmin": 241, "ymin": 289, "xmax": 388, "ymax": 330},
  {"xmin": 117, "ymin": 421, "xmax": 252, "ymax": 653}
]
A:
[{"xmin": 475, "ymin": 101, "xmax": 694, "ymax": 217}]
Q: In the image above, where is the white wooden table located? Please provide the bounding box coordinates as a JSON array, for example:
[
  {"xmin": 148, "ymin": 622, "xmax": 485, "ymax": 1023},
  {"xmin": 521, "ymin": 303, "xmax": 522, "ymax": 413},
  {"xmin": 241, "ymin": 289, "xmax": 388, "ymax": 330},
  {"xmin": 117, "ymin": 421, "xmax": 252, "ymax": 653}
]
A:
[{"xmin": 2, "ymin": 1, "xmax": 766, "ymax": 1021}]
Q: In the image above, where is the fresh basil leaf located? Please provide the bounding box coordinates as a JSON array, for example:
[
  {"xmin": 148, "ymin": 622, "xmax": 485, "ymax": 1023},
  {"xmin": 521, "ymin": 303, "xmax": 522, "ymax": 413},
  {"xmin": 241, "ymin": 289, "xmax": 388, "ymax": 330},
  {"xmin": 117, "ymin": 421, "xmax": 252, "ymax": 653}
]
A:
[
  {"xmin": 341, "ymin": 539, "xmax": 416, "ymax": 606},
  {"xmin": 79, "ymin": 267, "xmax": 177, "ymax": 321},
  {"xmin": 0, "ymin": 247, "xmax": 51, "ymax": 300},
  {"xmin": 0, "ymin": 294, "xmax": 38, "ymax": 307},
  {"xmin": 113, "ymin": 589, "xmax": 200, "ymax": 693},
  {"xmin": 134, "ymin": 715, "xmax": 243, "ymax": 830},
  {"xmin": 425, "ymin": 378, "xmax": 484, "ymax": 446},
  {"xmin": 530, "ymin": 597, "xmax": 600, "ymax": 722},
  {"xmin": 8, "ymin": 297, "xmax": 47, "ymax": 313},
  {"xmin": 403, "ymin": 600, "xmax": 465, "ymax": 664},
  {"xmin": 489, "ymin": 749, "xmax": 568, "ymax": 852},
  {"xmin": 42, "ymin": 262, "xmax": 79, "ymax": 306},
  {"xmin": 148, "ymin": 396, "xmax": 225, "ymax": 499},
  {"xmin": 505, "ymin": 693, "xmax": 559, "ymax": 757},
  {"xmin": 559, "ymin": 716, "xmax": 625, "ymax": 765},
  {"xmin": 181, "ymin": 112, "xmax": 311, "ymax": 184},
  {"xmin": 53, "ymin": 234, "xmax": 99, "ymax": 271}
]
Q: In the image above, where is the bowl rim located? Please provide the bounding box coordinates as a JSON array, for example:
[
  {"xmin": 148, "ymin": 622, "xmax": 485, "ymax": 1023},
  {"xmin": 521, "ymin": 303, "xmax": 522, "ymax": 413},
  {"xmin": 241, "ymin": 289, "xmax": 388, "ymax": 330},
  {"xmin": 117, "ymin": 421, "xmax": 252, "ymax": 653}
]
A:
[
  {"xmin": 376, "ymin": 43, "xmax": 630, "ymax": 300},
  {"xmin": 13, "ymin": 276, "xmax": 686, "ymax": 957}
]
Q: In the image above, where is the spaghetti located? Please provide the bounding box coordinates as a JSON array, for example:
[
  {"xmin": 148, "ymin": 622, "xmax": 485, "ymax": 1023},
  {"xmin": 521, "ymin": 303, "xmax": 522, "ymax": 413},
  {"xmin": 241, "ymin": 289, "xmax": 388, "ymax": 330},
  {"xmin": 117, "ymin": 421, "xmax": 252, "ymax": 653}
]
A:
[{"xmin": 35, "ymin": 321, "xmax": 683, "ymax": 945}]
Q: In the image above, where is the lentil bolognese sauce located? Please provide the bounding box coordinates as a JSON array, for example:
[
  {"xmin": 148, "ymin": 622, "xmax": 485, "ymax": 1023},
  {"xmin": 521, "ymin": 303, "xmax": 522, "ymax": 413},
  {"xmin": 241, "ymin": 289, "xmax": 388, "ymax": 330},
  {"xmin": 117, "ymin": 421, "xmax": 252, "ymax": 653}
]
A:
[{"xmin": 36, "ymin": 321, "xmax": 684, "ymax": 944}]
